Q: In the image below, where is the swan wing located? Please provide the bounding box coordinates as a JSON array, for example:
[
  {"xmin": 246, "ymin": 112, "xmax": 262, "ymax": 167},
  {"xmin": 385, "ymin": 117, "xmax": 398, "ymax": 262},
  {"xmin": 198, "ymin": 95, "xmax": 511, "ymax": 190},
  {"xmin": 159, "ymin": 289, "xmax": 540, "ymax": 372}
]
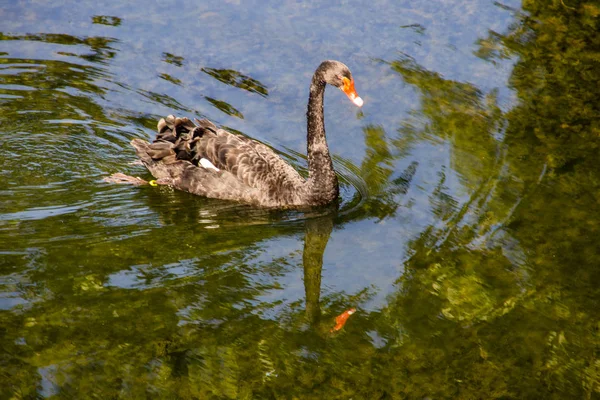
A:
[
  {"xmin": 131, "ymin": 138, "xmax": 262, "ymax": 204},
  {"xmin": 134, "ymin": 116, "xmax": 306, "ymax": 206},
  {"xmin": 194, "ymin": 126, "xmax": 305, "ymax": 193}
]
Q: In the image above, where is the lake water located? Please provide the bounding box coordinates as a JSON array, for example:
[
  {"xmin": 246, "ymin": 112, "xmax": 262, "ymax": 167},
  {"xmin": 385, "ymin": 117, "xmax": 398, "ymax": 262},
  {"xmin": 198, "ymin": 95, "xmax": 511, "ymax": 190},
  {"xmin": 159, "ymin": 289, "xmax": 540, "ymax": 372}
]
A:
[{"xmin": 2, "ymin": 0, "xmax": 600, "ymax": 398}]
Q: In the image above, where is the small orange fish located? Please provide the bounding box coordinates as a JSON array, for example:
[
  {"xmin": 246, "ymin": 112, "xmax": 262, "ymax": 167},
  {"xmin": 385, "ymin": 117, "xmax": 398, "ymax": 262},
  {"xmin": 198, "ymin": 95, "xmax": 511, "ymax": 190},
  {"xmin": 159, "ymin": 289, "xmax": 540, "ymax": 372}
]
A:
[{"xmin": 330, "ymin": 308, "xmax": 356, "ymax": 332}]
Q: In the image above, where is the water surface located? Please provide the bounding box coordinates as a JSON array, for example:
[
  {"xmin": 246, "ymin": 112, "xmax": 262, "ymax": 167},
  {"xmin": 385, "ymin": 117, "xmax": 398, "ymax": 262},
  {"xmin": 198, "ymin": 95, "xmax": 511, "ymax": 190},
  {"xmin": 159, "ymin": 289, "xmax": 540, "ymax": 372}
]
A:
[{"xmin": 2, "ymin": 0, "xmax": 600, "ymax": 398}]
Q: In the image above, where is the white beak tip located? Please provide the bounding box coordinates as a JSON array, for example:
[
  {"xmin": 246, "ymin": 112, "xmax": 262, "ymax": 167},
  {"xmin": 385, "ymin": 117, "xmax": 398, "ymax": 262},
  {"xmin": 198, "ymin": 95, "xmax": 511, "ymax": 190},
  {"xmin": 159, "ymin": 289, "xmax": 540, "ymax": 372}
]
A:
[{"xmin": 353, "ymin": 96, "xmax": 364, "ymax": 107}]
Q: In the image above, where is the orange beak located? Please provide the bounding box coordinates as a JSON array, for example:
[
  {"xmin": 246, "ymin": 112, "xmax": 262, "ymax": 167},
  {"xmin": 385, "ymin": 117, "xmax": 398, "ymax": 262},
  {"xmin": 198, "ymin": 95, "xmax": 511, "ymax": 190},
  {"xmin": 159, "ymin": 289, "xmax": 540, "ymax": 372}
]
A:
[{"xmin": 342, "ymin": 77, "xmax": 364, "ymax": 107}]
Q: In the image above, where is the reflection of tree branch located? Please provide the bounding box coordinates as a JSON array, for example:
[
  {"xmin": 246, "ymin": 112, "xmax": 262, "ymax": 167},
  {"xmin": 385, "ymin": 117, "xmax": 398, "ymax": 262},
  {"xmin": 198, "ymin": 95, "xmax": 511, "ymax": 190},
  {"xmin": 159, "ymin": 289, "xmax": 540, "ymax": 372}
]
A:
[
  {"xmin": 201, "ymin": 67, "xmax": 268, "ymax": 97},
  {"xmin": 560, "ymin": 0, "xmax": 576, "ymax": 10},
  {"xmin": 91, "ymin": 15, "xmax": 122, "ymax": 26},
  {"xmin": 205, "ymin": 97, "xmax": 244, "ymax": 119},
  {"xmin": 0, "ymin": 32, "xmax": 118, "ymax": 64}
]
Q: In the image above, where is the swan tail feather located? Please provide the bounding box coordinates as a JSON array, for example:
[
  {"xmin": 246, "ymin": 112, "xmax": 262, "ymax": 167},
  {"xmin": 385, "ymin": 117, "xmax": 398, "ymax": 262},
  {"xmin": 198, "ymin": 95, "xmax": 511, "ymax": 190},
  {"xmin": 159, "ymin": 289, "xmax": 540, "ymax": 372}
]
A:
[{"xmin": 124, "ymin": 115, "xmax": 262, "ymax": 204}]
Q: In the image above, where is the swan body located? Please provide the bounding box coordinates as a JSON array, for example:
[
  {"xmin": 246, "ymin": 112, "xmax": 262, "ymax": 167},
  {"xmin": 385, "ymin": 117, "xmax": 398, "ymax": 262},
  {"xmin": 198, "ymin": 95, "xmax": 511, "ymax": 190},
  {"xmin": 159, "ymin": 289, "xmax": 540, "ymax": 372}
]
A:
[{"xmin": 126, "ymin": 60, "xmax": 362, "ymax": 208}]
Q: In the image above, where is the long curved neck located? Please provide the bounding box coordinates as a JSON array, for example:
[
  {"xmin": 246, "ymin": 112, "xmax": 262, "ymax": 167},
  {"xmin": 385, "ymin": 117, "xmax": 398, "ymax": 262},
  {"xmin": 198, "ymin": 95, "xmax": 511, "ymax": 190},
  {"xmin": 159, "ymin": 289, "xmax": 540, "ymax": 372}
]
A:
[{"xmin": 306, "ymin": 74, "xmax": 338, "ymax": 203}]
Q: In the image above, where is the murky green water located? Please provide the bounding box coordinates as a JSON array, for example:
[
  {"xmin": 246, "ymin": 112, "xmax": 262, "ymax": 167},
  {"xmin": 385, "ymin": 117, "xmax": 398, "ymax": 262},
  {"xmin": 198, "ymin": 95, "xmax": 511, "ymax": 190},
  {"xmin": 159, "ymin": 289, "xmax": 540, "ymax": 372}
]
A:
[{"xmin": 2, "ymin": 0, "xmax": 600, "ymax": 398}]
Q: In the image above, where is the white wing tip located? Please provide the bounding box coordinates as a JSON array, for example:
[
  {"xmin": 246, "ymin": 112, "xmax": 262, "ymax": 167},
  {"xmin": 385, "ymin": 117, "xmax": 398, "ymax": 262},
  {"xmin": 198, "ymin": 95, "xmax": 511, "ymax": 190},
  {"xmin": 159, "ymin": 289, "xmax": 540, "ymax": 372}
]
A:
[{"xmin": 199, "ymin": 158, "xmax": 220, "ymax": 171}]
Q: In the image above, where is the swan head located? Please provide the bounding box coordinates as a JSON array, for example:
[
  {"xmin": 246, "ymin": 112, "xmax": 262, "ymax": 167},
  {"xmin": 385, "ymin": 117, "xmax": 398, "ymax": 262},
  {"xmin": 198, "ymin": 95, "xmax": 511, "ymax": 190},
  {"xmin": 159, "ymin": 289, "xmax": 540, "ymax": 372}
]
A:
[{"xmin": 318, "ymin": 60, "xmax": 363, "ymax": 107}]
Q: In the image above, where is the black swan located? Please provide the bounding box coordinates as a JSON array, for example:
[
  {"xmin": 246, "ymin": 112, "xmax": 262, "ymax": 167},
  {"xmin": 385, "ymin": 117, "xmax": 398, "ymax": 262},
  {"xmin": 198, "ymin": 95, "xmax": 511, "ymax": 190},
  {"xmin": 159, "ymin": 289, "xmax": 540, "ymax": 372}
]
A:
[{"xmin": 108, "ymin": 60, "xmax": 363, "ymax": 208}]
